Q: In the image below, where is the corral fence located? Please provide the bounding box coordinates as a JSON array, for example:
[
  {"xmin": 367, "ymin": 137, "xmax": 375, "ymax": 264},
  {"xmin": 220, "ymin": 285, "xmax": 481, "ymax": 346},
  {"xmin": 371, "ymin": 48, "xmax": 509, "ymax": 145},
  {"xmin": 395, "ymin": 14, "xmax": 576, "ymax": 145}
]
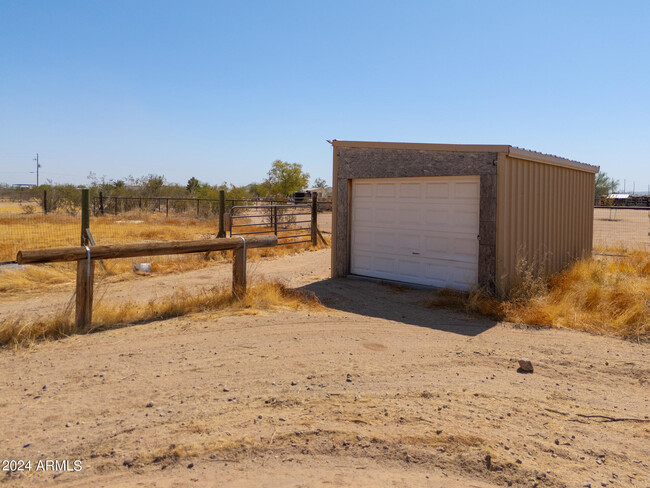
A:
[
  {"xmin": 91, "ymin": 194, "xmax": 294, "ymax": 218},
  {"xmin": 593, "ymin": 206, "xmax": 650, "ymax": 250},
  {"xmin": 0, "ymin": 189, "xmax": 327, "ymax": 264},
  {"xmin": 229, "ymin": 194, "xmax": 322, "ymax": 246}
]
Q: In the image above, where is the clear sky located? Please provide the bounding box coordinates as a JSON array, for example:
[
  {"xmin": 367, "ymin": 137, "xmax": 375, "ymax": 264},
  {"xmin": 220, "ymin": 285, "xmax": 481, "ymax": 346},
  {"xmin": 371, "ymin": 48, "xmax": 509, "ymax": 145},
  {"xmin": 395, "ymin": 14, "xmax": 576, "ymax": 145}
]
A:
[{"xmin": 1, "ymin": 0, "xmax": 649, "ymax": 192}]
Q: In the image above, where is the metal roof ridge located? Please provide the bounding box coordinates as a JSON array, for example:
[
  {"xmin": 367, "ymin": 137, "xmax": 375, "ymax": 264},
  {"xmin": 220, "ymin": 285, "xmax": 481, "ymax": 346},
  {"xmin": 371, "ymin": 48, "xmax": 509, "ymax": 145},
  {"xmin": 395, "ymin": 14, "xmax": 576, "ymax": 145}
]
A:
[{"xmin": 507, "ymin": 146, "xmax": 599, "ymax": 173}]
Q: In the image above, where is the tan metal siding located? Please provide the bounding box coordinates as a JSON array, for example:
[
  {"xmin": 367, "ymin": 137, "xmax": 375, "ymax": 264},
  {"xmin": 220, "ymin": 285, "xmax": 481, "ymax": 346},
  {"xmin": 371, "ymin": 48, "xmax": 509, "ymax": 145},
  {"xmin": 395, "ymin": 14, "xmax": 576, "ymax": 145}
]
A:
[{"xmin": 496, "ymin": 156, "xmax": 595, "ymax": 294}]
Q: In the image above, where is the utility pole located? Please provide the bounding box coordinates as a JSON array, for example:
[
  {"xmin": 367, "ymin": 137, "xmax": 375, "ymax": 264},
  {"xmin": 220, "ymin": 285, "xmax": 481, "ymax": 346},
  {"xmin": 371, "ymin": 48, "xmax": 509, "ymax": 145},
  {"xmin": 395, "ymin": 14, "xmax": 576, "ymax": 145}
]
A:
[{"xmin": 34, "ymin": 153, "xmax": 41, "ymax": 187}]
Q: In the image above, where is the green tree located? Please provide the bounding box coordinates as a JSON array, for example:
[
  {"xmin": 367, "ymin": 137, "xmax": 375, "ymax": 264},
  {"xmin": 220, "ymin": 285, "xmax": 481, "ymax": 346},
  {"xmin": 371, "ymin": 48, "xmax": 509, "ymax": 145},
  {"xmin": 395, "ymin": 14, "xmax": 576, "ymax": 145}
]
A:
[
  {"xmin": 186, "ymin": 177, "xmax": 201, "ymax": 194},
  {"xmin": 265, "ymin": 160, "xmax": 309, "ymax": 197},
  {"xmin": 595, "ymin": 172, "xmax": 619, "ymax": 197},
  {"xmin": 313, "ymin": 177, "xmax": 327, "ymax": 189},
  {"xmin": 247, "ymin": 181, "xmax": 270, "ymax": 198}
]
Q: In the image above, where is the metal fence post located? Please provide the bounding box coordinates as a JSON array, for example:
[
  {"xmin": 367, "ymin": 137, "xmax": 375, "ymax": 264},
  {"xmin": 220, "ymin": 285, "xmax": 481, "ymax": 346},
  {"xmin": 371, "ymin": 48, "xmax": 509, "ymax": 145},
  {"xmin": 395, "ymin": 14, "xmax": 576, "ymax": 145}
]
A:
[
  {"xmin": 217, "ymin": 190, "xmax": 226, "ymax": 238},
  {"xmin": 42, "ymin": 190, "xmax": 47, "ymax": 214},
  {"xmin": 81, "ymin": 189, "xmax": 90, "ymax": 246},
  {"xmin": 273, "ymin": 206, "xmax": 278, "ymax": 236},
  {"xmin": 99, "ymin": 192, "xmax": 104, "ymax": 215},
  {"xmin": 311, "ymin": 193, "xmax": 318, "ymax": 246}
]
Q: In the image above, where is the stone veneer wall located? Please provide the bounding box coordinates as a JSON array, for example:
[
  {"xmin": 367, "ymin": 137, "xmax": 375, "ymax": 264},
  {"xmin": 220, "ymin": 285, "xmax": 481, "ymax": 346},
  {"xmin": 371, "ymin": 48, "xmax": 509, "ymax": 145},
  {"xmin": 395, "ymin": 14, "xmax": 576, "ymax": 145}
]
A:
[{"xmin": 334, "ymin": 147, "xmax": 498, "ymax": 291}]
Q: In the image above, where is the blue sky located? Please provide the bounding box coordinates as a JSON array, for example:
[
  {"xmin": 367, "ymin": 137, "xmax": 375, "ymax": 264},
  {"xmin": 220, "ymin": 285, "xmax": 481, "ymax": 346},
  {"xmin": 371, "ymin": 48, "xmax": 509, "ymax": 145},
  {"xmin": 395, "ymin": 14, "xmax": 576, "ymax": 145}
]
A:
[{"xmin": 1, "ymin": 0, "xmax": 649, "ymax": 192}]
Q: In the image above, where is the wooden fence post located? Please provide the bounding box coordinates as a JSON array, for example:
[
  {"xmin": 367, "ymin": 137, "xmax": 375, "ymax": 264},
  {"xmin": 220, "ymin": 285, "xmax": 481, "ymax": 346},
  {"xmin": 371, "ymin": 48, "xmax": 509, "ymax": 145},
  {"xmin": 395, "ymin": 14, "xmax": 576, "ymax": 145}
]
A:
[
  {"xmin": 311, "ymin": 193, "xmax": 318, "ymax": 246},
  {"xmin": 42, "ymin": 190, "xmax": 47, "ymax": 214},
  {"xmin": 81, "ymin": 189, "xmax": 90, "ymax": 246},
  {"xmin": 75, "ymin": 256, "xmax": 95, "ymax": 331},
  {"xmin": 217, "ymin": 190, "xmax": 226, "ymax": 238},
  {"xmin": 99, "ymin": 192, "xmax": 104, "ymax": 215},
  {"xmin": 232, "ymin": 243, "xmax": 246, "ymax": 298},
  {"xmin": 166, "ymin": 198, "xmax": 169, "ymax": 217}
]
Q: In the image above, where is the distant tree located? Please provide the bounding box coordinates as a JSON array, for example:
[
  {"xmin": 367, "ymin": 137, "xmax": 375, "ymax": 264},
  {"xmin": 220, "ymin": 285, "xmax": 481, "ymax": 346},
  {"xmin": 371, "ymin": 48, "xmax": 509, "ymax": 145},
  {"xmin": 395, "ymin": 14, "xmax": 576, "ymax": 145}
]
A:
[
  {"xmin": 139, "ymin": 174, "xmax": 166, "ymax": 196},
  {"xmin": 313, "ymin": 177, "xmax": 327, "ymax": 189},
  {"xmin": 248, "ymin": 181, "xmax": 270, "ymax": 198},
  {"xmin": 265, "ymin": 160, "xmax": 309, "ymax": 197},
  {"xmin": 595, "ymin": 172, "xmax": 619, "ymax": 197},
  {"xmin": 186, "ymin": 177, "xmax": 201, "ymax": 194}
]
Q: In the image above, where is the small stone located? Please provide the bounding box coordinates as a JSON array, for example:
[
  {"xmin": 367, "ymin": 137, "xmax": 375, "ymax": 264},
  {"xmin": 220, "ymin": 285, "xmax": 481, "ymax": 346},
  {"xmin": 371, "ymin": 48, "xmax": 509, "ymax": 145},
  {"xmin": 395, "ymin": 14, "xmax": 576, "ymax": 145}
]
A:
[
  {"xmin": 582, "ymin": 483, "xmax": 591, "ymax": 488},
  {"xmin": 210, "ymin": 454, "xmax": 216, "ymax": 459},
  {"xmin": 222, "ymin": 387, "xmax": 229, "ymax": 392},
  {"xmin": 279, "ymin": 417, "xmax": 286, "ymax": 422},
  {"xmin": 518, "ymin": 358, "xmax": 534, "ymax": 373},
  {"xmin": 356, "ymin": 435, "xmax": 362, "ymax": 441},
  {"xmin": 123, "ymin": 459, "xmax": 133, "ymax": 467},
  {"xmin": 436, "ymin": 430, "xmax": 442, "ymax": 435},
  {"xmin": 42, "ymin": 385, "xmax": 47, "ymax": 390},
  {"xmin": 346, "ymin": 374, "xmax": 352, "ymax": 383},
  {"xmin": 291, "ymin": 381, "xmax": 297, "ymax": 386},
  {"xmin": 554, "ymin": 439, "xmax": 560, "ymax": 445},
  {"xmin": 187, "ymin": 463, "xmax": 194, "ymax": 469},
  {"xmin": 65, "ymin": 423, "xmax": 71, "ymax": 428},
  {"xmin": 258, "ymin": 415, "xmax": 263, "ymax": 419},
  {"xmin": 23, "ymin": 443, "xmax": 30, "ymax": 448},
  {"xmin": 146, "ymin": 401, "xmax": 154, "ymax": 408}
]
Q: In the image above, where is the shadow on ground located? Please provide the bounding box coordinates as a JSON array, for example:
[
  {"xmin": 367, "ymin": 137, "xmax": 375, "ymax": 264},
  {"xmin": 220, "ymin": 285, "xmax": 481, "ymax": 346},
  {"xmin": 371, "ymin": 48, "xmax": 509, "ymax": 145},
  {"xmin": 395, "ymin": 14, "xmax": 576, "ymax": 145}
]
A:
[{"xmin": 299, "ymin": 278, "xmax": 497, "ymax": 337}]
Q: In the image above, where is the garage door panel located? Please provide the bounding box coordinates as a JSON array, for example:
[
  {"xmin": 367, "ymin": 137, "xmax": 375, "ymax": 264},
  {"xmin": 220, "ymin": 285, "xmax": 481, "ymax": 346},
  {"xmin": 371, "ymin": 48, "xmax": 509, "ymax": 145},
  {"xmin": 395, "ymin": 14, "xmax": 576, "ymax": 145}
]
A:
[
  {"xmin": 352, "ymin": 230, "xmax": 374, "ymax": 249},
  {"xmin": 453, "ymin": 181, "xmax": 480, "ymax": 199},
  {"xmin": 351, "ymin": 176, "xmax": 479, "ymax": 290},
  {"xmin": 376, "ymin": 183, "xmax": 396, "ymax": 198},
  {"xmin": 398, "ymin": 208, "xmax": 421, "ymax": 226},
  {"xmin": 396, "ymin": 233, "xmax": 421, "ymax": 253},
  {"xmin": 453, "ymin": 208, "xmax": 480, "ymax": 228},
  {"xmin": 373, "ymin": 256, "xmax": 396, "ymax": 274},
  {"xmin": 399, "ymin": 182, "xmax": 422, "ymax": 198},
  {"xmin": 354, "ymin": 182, "xmax": 374, "ymax": 197},
  {"xmin": 374, "ymin": 207, "xmax": 396, "ymax": 224},
  {"xmin": 452, "ymin": 237, "xmax": 479, "ymax": 259},
  {"xmin": 353, "ymin": 206, "xmax": 374, "ymax": 222},
  {"xmin": 375, "ymin": 231, "xmax": 397, "ymax": 252},
  {"xmin": 425, "ymin": 182, "xmax": 451, "ymax": 199},
  {"xmin": 423, "ymin": 235, "xmax": 450, "ymax": 254},
  {"xmin": 352, "ymin": 254, "xmax": 373, "ymax": 272},
  {"xmin": 423, "ymin": 209, "xmax": 450, "ymax": 226},
  {"xmin": 398, "ymin": 259, "xmax": 424, "ymax": 278}
]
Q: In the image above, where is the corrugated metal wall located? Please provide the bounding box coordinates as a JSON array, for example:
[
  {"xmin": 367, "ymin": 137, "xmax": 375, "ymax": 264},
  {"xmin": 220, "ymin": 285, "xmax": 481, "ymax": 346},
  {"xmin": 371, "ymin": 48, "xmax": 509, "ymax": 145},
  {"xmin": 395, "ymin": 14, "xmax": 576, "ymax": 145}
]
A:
[{"xmin": 496, "ymin": 155, "xmax": 595, "ymax": 294}]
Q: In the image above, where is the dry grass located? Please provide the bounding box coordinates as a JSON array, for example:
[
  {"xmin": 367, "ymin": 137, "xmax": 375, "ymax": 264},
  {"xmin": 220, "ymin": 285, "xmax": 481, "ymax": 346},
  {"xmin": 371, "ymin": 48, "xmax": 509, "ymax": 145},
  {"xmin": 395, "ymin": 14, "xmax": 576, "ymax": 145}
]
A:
[
  {"xmin": 422, "ymin": 249, "xmax": 650, "ymax": 340},
  {"xmin": 0, "ymin": 281, "xmax": 322, "ymax": 347}
]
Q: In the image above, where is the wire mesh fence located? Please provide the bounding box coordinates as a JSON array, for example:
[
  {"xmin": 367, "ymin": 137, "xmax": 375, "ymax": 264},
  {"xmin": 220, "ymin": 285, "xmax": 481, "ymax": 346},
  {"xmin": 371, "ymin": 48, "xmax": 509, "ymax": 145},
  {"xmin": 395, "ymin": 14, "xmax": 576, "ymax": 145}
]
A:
[{"xmin": 593, "ymin": 206, "xmax": 650, "ymax": 251}]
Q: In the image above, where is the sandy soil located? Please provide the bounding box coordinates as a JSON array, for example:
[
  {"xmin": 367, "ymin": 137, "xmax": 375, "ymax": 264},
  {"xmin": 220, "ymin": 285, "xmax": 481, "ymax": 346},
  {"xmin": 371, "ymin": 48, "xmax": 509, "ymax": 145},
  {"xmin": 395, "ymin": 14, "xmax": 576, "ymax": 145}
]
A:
[
  {"xmin": 0, "ymin": 249, "xmax": 332, "ymax": 321},
  {"xmin": 593, "ymin": 208, "xmax": 650, "ymax": 250},
  {"xmin": 1, "ymin": 249, "xmax": 649, "ymax": 487}
]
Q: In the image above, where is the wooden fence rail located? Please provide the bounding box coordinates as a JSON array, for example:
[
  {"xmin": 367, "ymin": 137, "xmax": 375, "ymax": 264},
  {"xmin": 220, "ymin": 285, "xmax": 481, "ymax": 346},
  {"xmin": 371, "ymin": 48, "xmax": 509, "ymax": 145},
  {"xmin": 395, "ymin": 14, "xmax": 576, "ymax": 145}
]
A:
[{"xmin": 16, "ymin": 235, "xmax": 277, "ymax": 331}]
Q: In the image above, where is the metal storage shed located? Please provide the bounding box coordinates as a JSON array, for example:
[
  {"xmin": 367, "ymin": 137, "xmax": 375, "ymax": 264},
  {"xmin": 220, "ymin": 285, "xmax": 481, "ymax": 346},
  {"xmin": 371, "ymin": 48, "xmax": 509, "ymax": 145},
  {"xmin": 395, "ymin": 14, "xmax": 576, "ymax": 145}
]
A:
[{"xmin": 330, "ymin": 141, "xmax": 599, "ymax": 295}]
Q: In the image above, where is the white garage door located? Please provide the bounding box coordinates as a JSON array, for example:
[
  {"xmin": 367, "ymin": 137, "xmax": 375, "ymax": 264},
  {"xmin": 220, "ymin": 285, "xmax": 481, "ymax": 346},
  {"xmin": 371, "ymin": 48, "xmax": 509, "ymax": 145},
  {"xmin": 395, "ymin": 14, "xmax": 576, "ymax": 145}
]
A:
[{"xmin": 350, "ymin": 176, "xmax": 480, "ymax": 290}]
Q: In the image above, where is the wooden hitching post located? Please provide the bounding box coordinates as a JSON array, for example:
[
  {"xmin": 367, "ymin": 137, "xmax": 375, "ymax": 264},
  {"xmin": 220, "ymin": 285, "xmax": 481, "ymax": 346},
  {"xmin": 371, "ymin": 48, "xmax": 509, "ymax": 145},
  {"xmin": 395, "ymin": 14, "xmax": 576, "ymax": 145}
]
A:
[
  {"xmin": 75, "ymin": 256, "xmax": 95, "ymax": 331},
  {"xmin": 232, "ymin": 241, "xmax": 246, "ymax": 298}
]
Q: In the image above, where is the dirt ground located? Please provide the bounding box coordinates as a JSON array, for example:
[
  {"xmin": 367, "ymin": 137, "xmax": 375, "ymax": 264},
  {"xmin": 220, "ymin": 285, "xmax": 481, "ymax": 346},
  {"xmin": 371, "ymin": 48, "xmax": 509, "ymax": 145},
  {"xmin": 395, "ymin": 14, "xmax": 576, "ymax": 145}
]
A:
[
  {"xmin": 593, "ymin": 208, "xmax": 650, "ymax": 250},
  {"xmin": 1, "ymin": 249, "xmax": 649, "ymax": 487}
]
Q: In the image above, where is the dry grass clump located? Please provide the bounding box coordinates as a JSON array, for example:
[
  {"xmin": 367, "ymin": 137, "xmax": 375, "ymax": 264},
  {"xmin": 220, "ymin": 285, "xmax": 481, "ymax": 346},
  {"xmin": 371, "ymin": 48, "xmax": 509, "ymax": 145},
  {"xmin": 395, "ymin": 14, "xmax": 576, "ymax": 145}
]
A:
[
  {"xmin": 0, "ymin": 282, "xmax": 322, "ymax": 347},
  {"xmin": 423, "ymin": 250, "xmax": 650, "ymax": 340}
]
